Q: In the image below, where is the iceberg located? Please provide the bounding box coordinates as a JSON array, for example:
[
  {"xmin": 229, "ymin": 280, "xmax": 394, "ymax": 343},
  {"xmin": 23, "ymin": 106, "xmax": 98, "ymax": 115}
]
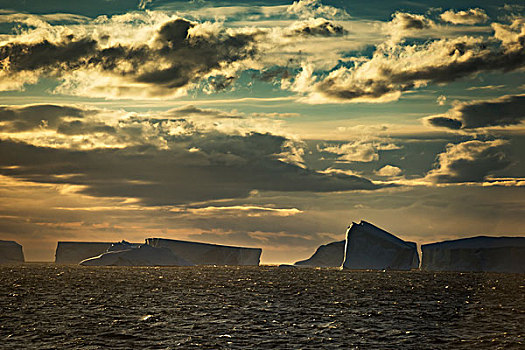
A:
[
  {"xmin": 106, "ymin": 240, "xmax": 141, "ymax": 251},
  {"xmin": 79, "ymin": 244, "xmax": 194, "ymax": 266},
  {"xmin": 145, "ymin": 238, "xmax": 262, "ymax": 265},
  {"xmin": 342, "ymin": 221, "xmax": 419, "ymax": 270},
  {"xmin": 0, "ymin": 240, "xmax": 24, "ymax": 264},
  {"xmin": 294, "ymin": 240, "xmax": 345, "ymax": 267},
  {"xmin": 55, "ymin": 242, "xmax": 114, "ymax": 264},
  {"xmin": 421, "ymin": 236, "xmax": 525, "ymax": 273}
]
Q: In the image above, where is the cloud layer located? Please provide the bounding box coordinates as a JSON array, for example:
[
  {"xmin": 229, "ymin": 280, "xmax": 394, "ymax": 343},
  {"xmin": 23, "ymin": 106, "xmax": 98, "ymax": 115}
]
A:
[
  {"xmin": 426, "ymin": 94, "xmax": 525, "ymax": 130},
  {"xmin": 292, "ymin": 18, "xmax": 525, "ymax": 103},
  {"xmin": 0, "ymin": 104, "xmax": 382, "ymax": 206},
  {"xmin": 426, "ymin": 140, "xmax": 510, "ymax": 183}
]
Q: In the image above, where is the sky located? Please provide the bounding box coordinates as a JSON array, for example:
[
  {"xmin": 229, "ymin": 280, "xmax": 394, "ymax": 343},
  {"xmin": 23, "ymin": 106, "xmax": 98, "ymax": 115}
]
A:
[{"xmin": 0, "ymin": 0, "xmax": 524, "ymax": 264}]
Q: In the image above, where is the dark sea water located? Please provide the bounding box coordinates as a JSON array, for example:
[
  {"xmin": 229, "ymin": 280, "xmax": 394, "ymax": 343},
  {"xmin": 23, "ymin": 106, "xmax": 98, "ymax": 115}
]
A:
[{"xmin": 0, "ymin": 264, "xmax": 523, "ymax": 349}]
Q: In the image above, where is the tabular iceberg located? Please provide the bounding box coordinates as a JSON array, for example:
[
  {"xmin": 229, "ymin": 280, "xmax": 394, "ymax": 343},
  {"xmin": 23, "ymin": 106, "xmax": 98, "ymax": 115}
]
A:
[
  {"xmin": 0, "ymin": 240, "xmax": 24, "ymax": 264},
  {"xmin": 55, "ymin": 242, "xmax": 114, "ymax": 264},
  {"xmin": 294, "ymin": 240, "xmax": 345, "ymax": 267},
  {"xmin": 145, "ymin": 238, "xmax": 262, "ymax": 266},
  {"xmin": 421, "ymin": 236, "xmax": 525, "ymax": 273},
  {"xmin": 342, "ymin": 221, "xmax": 419, "ymax": 270},
  {"xmin": 80, "ymin": 243, "xmax": 194, "ymax": 266}
]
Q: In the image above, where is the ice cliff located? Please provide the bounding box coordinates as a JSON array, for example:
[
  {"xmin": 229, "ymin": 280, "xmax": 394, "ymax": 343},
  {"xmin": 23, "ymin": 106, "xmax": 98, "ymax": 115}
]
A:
[
  {"xmin": 55, "ymin": 242, "xmax": 115, "ymax": 264},
  {"xmin": 80, "ymin": 243, "xmax": 194, "ymax": 266},
  {"xmin": 0, "ymin": 240, "xmax": 24, "ymax": 264},
  {"xmin": 421, "ymin": 236, "xmax": 525, "ymax": 273},
  {"xmin": 145, "ymin": 238, "xmax": 262, "ymax": 266},
  {"xmin": 294, "ymin": 240, "xmax": 345, "ymax": 267},
  {"xmin": 342, "ymin": 221, "xmax": 419, "ymax": 270}
]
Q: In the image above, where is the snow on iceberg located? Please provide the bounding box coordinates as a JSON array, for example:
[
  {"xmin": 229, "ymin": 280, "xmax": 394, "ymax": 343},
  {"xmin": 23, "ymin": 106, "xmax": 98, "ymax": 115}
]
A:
[
  {"xmin": 0, "ymin": 240, "xmax": 24, "ymax": 264},
  {"xmin": 342, "ymin": 221, "xmax": 419, "ymax": 270},
  {"xmin": 79, "ymin": 244, "xmax": 194, "ymax": 266},
  {"xmin": 421, "ymin": 236, "xmax": 525, "ymax": 273},
  {"xmin": 145, "ymin": 238, "xmax": 262, "ymax": 266},
  {"xmin": 294, "ymin": 240, "xmax": 345, "ymax": 267}
]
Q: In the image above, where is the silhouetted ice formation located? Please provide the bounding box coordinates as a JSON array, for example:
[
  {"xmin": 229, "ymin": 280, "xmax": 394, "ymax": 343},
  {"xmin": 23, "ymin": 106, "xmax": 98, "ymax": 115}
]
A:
[
  {"xmin": 294, "ymin": 240, "xmax": 345, "ymax": 267},
  {"xmin": 342, "ymin": 221, "xmax": 419, "ymax": 270},
  {"xmin": 55, "ymin": 242, "xmax": 115, "ymax": 264},
  {"xmin": 106, "ymin": 240, "xmax": 141, "ymax": 252},
  {"xmin": 0, "ymin": 240, "xmax": 24, "ymax": 264},
  {"xmin": 79, "ymin": 243, "xmax": 194, "ymax": 266},
  {"xmin": 421, "ymin": 236, "xmax": 525, "ymax": 273},
  {"xmin": 145, "ymin": 238, "xmax": 262, "ymax": 265}
]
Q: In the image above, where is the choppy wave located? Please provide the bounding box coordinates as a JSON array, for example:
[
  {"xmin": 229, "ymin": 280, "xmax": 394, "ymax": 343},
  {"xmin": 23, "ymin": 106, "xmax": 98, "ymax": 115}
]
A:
[{"xmin": 0, "ymin": 264, "xmax": 523, "ymax": 349}]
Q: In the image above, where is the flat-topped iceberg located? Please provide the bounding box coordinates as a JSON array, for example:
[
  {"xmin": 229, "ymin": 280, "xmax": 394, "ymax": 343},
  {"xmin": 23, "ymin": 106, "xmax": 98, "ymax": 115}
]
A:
[
  {"xmin": 0, "ymin": 240, "xmax": 24, "ymax": 264},
  {"xmin": 294, "ymin": 240, "xmax": 345, "ymax": 267},
  {"xmin": 55, "ymin": 241, "xmax": 114, "ymax": 264},
  {"xmin": 80, "ymin": 243, "xmax": 194, "ymax": 266},
  {"xmin": 145, "ymin": 238, "xmax": 262, "ymax": 266},
  {"xmin": 421, "ymin": 236, "xmax": 525, "ymax": 273},
  {"xmin": 342, "ymin": 221, "xmax": 419, "ymax": 270}
]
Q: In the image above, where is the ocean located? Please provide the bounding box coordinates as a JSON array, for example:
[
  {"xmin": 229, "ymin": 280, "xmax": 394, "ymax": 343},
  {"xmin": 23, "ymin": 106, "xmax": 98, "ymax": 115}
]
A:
[{"xmin": 1, "ymin": 264, "xmax": 523, "ymax": 349}]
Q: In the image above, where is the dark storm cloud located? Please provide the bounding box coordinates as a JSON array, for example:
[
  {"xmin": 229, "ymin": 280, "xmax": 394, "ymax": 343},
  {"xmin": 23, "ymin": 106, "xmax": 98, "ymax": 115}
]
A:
[
  {"xmin": 426, "ymin": 116, "xmax": 462, "ymax": 130},
  {"xmin": 0, "ymin": 132, "xmax": 382, "ymax": 206},
  {"xmin": 0, "ymin": 104, "xmax": 92, "ymax": 132},
  {"xmin": 426, "ymin": 94, "xmax": 525, "ymax": 130},
  {"xmin": 426, "ymin": 140, "xmax": 511, "ymax": 183},
  {"xmin": 0, "ymin": 37, "xmax": 97, "ymax": 72},
  {"xmin": 0, "ymin": 17, "xmax": 259, "ymax": 94}
]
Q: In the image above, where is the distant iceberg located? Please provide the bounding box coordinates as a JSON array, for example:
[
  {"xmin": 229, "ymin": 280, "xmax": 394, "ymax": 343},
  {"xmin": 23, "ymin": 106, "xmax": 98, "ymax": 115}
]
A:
[
  {"xmin": 421, "ymin": 236, "xmax": 525, "ymax": 273},
  {"xmin": 146, "ymin": 238, "xmax": 262, "ymax": 266},
  {"xmin": 0, "ymin": 240, "xmax": 24, "ymax": 264},
  {"xmin": 294, "ymin": 240, "xmax": 345, "ymax": 267},
  {"xmin": 55, "ymin": 242, "xmax": 115, "ymax": 264},
  {"xmin": 342, "ymin": 221, "xmax": 419, "ymax": 270},
  {"xmin": 80, "ymin": 243, "xmax": 194, "ymax": 266}
]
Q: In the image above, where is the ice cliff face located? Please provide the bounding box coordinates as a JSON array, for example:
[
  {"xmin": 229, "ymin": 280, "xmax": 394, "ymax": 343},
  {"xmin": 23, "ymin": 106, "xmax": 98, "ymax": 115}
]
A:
[
  {"xmin": 55, "ymin": 242, "xmax": 114, "ymax": 264},
  {"xmin": 421, "ymin": 236, "xmax": 525, "ymax": 273},
  {"xmin": 79, "ymin": 244, "xmax": 194, "ymax": 266},
  {"xmin": 294, "ymin": 240, "xmax": 345, "ymax": 267},
  {"xmin": 342, "ymin": 221, "xmax": 419, "ymax": 270},
  {"xmin": 0, "ymin": 240, "xmax": 24, "ymax": 264},
  {"xmin": 145, "ymin": 238, "xmax": 262, "ymax": 266}
]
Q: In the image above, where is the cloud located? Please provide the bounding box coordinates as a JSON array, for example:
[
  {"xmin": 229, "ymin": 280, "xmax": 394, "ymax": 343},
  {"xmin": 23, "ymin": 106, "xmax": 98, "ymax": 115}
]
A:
[
  {"xmin": 0, "ymin": 104, "xmax": 383, "ymax": 205},
  {"xmin": 286, "ymin": 0, "xmax": 350, "ymax": 20},
  {"xmin": 425, "ymin": 94, "xmax": 525, "ymax": 130},
  {"xmin": 375, "ymin": 165, "xmax": 402, "ymax": 177},
  {"xmin": 425, "ymin": 140, "xmax": 510, "ymax": 183},
  {"xmin": 391, "ymin": 12, "xmax": 433, "ymax": 30},
  {"xmin": 385, "ymin": 12, "xmax": 435, "ymax": 42},
  {"xmin": 286, "ymin": 18, "xmax": 346, "ymax": 37},
  {"xmin": 0, "ymin": 104, "xmax": 95, "ymax": 132},
  {"xmin": 292, "ymin": 18, "xmax": 525, "ymax": 103},
  {"xmin": 0, "ymin": 15, "xmax": 261, "ymax": 98},
  {"xmin": 318, "ymin": 139, "xmax": 400, "ymax": 163},
  {"xmin": 170, "ymin": 205, "xmax": 302, "ymax": 217},
  {"xmin": 440, "ymin": 8, "xmax": 489, "ymax": 25}
]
